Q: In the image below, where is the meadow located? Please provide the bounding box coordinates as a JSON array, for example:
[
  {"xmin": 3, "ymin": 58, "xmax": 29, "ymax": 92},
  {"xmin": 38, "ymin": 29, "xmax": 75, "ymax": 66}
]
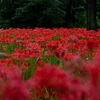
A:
[{"xmin": 0, "ymin": 27, "xmax": 100, "ymax": 100}]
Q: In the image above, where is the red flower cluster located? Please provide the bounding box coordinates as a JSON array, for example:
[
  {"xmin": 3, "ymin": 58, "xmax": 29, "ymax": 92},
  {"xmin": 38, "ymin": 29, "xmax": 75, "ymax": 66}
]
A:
[
  {"xmin": 0, "ymin": 27, "xmax": 99, "ymax": 100},
  {"xmin": 0, "ymin": 62, "xmax": 30, "ymax": 100}
]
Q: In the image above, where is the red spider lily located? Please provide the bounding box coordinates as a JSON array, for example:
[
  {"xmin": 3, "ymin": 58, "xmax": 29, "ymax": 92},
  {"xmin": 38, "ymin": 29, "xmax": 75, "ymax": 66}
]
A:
[
  {"xmin": 68, "ymin": 35, "xmax": 79, "ymax": 43},
  {"xmin": 0, "ymin": 38, "xmax": 15, "ymax": 43},
  {"xmin": 25, "ymin": 50, "xmax": 41, "ymax": 59},
  {"xmin": 0, "ymin": 27, "xmax": 100, "ymax": 100},
  {"xmin": 27, "ymin": 66, "xmax": 67, "ymax": 90},
  {"xmin": 2, "ymin": 45, "xmax": 7, "ymax": 51},
  {"xmin": 63, "ymin": 53, "xmax": 74, "ymax": 61},
  {"xmin": 33, "ymin": 36, "xmax": 51, "ymax": 43},
  {"xmin": 87, "ymin": 40, "xmax": 99, "ymax": 51},
  {"xmin": 27, "ymin": 66, "xmax": 88, "ymax": 100},
  {"xmin": 0, "ymin": 65, "xmax": 30, "ymax": 100},
  {"xmin": 47, "ymin": 40, "xmax": 59, "ymax": 50},
  {"xmin": 11, "ymin": 49, "xmax": 41, "ymax": 62},
  {"xmin": 36, "ymin": 61, "xmax": 46, "ymax": 68},
  {"xmin": 25, "ymin": 42, "xmax": 42, "ymax": 53},
  {"xmin": 84, "ymin": 50, "xmax": 100, "ymax": 100},
  {"xmin": 54, "ymin": 45, "xmax": 67, "ymax": 58},
  {"xmin": 86, "ymin": 51, "xmax": 100, "ymax": 87}
]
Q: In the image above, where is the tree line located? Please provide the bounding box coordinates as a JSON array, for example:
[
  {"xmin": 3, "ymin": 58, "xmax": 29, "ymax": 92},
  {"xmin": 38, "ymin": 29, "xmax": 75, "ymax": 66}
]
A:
[{"xmin": 0, "ymin": 0, "xmax": 99, "ymax": 31}]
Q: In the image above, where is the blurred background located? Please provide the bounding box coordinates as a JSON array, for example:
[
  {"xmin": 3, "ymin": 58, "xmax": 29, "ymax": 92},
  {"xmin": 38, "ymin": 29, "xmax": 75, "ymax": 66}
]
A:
[{"xmin": 0, "ymin": 0, "xmax": 99, "ymax": 30}]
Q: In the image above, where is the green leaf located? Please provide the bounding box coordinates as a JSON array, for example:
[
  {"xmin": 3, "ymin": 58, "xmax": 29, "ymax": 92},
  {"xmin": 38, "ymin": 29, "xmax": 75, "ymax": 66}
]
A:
[
  {"xmin": 52, "ymin": 35, "xmax": 60, "ymax": 40},
  {"xmin": 50, "ymin": 55, "xmax": 60, "ymax": 65},
  {"xmin": 5, "ymin": 44, "xmax": 13, "ymax": 54}
]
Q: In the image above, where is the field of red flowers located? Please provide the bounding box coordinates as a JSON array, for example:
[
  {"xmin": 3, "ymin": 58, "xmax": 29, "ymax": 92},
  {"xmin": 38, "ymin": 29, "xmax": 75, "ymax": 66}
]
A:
[{"xmin": 0, "ymin": 27, "xmax": 100, "ymax": 100}]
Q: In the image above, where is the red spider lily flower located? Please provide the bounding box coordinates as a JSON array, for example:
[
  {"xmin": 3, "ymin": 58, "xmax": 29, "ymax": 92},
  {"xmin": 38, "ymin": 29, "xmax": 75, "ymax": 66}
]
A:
[
  {"xmin": 2, "ymin": 45, "xmax": 7, "ymax": 51},
  {"xmin": 25, "ymin": 50, "xmax": 41, "ymax": 59},
  {"xmin": 28, "ymin": 66, "xmax": 67, "ymax": 90},
  {"xmin": 54, "ymin": 50, "xmax": 65, "ymax": 58},
  {"xmin": 86, "ymin": 50, "xmax": 100, "ymax": 87},
  {"xmin": 47, "ymin": 40, "xmax": 59, "ymax": 50},
  {"xmin": 54, "ymin": 46, "xmax": 67, "ymax": 58},
  {"xmin": 0, "ymin": 59, "xmax": 17, "ymax": 68},
  {"xmin": 1, "ymin": 27, "xmax": 100, "ymax": 100},
  {"xmin": 87, "ymin": 40, "xmax": 99, "ymax": 51},
  {"xmin": 0, "ymin": 65, "xmax": 30, "ymax": 100},
  {"xmin": 36, "ymin": 61, "xmax": 47, "ymax": 68},
  {"xmin": 63, "ymin": 53, "xmax": 74, "ymax": 61},
  {"xmin": 27, "ymin": 66, "xmax": 86, "ymax": 100},
  {"xmin": 11, "ymin": 49, "xmax": 41, "ymax": 62},
  {"xmin": 85, "ymin": 50, "xmax": 100, "ymax": 100},
  {"xmin": 11, "ymin": 52, "xmax": 27, "ymax": 61},
  {"xmin": 26, "ymin": 43, "xmax": 42, "ymax": 53},
  {"xmin": 0, "ymin": 38, "xmax": 15, "ymax": 43},
  {"xmin": 33, "ymin": 36, "xmax": 51, "ymax": 43},
  {"xmin": 21, "ymin": 63, "xmax": 30, "ymax": 68},
  {"xmin": 68, "ymin": 35, "xmax": 79, "ymax": 43}
]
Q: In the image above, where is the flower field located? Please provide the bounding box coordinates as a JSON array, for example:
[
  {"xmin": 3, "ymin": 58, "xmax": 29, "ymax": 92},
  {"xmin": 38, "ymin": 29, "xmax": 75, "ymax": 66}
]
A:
[{"xmin": 0, "ymin": 27, "xmax": 100, "ymax": 100}]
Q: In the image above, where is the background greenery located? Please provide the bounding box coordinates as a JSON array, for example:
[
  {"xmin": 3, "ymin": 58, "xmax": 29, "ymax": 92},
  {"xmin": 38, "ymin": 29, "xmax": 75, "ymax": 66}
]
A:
[{"xmin": 0, "ymin": 0, "xmax": 99, "ymax": 29}]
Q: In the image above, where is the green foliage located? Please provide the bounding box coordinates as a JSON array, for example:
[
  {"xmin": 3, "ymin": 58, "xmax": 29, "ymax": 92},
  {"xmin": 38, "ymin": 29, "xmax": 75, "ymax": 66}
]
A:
[
  {"xmin": 4, "ymin": 43, "xmax": 13, "ymax": 54},
  {"xmin": 11, "ymin": 0, "xmax": 65, "ymax": 28},
  {"xmin": 0, "ymin": 0, "xmax": 99, "ymax": 28},
  {"xmin": 23, "ymin": 57, "xmax": 38, "ymax": 80},
  {"xmin": 74, "ymin": 11, "xmax": 86, "ymax": 28},
  {"xmin": 0, "ymin": 17, "xmax": 10, "ymax": 28},
  {"xmin": 49, "ymin": 55, "xmax": 60, "ymax": 65}
]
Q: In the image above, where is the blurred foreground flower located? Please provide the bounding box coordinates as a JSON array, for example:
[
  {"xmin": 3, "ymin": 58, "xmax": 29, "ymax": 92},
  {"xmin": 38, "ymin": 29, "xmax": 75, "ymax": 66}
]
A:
[{"xmin": 0, "ymin": 63, "xmax": 30, "ymax": 100}]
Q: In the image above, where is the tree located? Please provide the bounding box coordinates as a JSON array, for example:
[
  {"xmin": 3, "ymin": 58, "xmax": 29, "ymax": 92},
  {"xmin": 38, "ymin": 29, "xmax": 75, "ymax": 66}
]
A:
[
  {"xmin": 0, "ymin": 0, "xmax": 99, "ymax": 29},
  {"xmin": 12, "ymin": 0, "xmax": 65, "ymax": 28},
  {"xmin": 64, "ymin": 0, "xmax": 74, "ymax": 28},
  {"xmin": 86, "ymin": 0, "xmax": 97, "ymax": 31},
  {"xmin": 62, "ymin": 0, "xmax": 86, "ymax": 28},
  {"xmin": 0, "ymin": 0, "xmax": 16, "ymax": 28}
]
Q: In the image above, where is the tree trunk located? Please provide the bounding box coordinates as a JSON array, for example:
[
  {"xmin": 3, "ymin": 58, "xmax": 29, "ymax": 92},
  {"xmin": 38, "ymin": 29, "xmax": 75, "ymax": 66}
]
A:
[
  {"xmin": 64, "ymin": 0, "xmax": 73, "ymax": 28},
  {"xmin": 86, "ymin": 0, "xmax": 97, "ymax": 31}
]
